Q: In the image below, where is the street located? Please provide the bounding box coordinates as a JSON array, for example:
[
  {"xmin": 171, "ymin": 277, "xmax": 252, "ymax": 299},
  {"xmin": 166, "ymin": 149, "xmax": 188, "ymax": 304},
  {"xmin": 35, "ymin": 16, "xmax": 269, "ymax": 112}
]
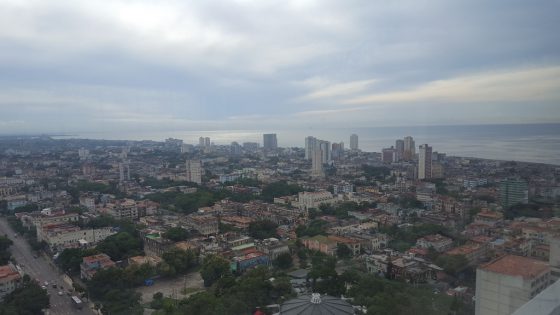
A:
[{"xmin": 0, "ymin": 218, "xmax": 94, "ymax": 315}]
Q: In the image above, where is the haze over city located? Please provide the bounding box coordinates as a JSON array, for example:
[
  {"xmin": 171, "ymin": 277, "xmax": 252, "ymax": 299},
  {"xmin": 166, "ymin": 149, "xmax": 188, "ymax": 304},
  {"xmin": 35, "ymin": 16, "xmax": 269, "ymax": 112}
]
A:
[{"xmin": 1, "ymin": 0, "xmax": 560, "ymax": 135}]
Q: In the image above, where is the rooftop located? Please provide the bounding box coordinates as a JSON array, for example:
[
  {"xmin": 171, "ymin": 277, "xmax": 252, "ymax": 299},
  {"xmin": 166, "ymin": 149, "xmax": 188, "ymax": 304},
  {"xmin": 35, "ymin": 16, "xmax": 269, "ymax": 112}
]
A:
[
  {"xmin": 280, "ymin": 294, "xmax": 354, "ymax": 315},
  {"xmin": 480, "ymin": 255, "xmax": 550, "ymax": 279}
]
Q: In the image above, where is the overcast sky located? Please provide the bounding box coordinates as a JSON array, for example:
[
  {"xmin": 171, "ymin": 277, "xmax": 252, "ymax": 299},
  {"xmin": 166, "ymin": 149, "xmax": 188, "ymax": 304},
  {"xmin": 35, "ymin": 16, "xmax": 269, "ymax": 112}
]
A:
[{"xmin": 0, "ymin": 0, "xmax": 559, "ymax": 135}]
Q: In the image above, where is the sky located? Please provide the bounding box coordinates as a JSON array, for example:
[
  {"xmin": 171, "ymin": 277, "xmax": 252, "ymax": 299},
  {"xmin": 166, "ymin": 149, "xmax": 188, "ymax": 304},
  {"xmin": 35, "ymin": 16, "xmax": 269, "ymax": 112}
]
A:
[{"xmin": 0, "ymin": 0, "xmax": 559, "ymax": 135}]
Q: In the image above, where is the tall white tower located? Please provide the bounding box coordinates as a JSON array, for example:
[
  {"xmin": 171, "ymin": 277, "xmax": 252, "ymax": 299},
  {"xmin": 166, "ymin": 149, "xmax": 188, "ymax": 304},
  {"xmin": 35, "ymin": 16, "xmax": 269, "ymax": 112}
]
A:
[
  {"xmin": 418, "ymin": 144, "xmax": 432, "ymax": 180},
  {"xmin": 186, "ymin": 160, "xmax": 202, "ymax": 184},
  {"xmin": 350, "ymin": 134, "xmax": 358, "ymax": 150},
  {"xmin": 311, "ymin": 148, "xmax": 324, "ymax": 177}
]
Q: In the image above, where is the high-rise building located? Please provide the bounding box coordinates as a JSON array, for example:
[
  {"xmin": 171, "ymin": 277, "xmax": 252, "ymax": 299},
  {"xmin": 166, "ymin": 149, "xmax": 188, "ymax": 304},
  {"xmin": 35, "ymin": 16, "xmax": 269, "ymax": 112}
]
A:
[
  {"xmin": 350, "ymin": 134, "xmax": 358, "ymax": 151},
  {"xmin": 500, "ymin": 179, "xmax": 529, "ymax": 208},
  {"xmin": 311, "ymin": 148, "xmax": 324, "ymax": 177},
  {"xmin": 331, "ymin": 142, "xmax": 344, "ymax": 160},
  {"xmin": 305, "ymin": 136, "xmax": 330, "ymax": 164},
  {"xmin": 403, "ymin": 136, "xmax": 415, "ymax": 161},
  {"xmin": 199, "ymin": 137, "xmax": 205, "ymax": 147},
  {"xmin": 204, "ymin": 137, "xmax": 211, "ymax": 148},
  {"xmin": 242, "ymin": 142, "xmax": 259, "ymax": 152},
  {"xmin": 418, "ymin": 144, "xmax": 432, "ymax": 180},
  {"xmin": 230, "ymin": 142, "xmax": 242, "ymax": 156},
  {"xmin": 395, "ymin": 139, "xmax": 404, "ymax": 161},
  {"xmin": 119, "ymin": 162, "xmax": 130, "ymax": 182},
  {"xmin": 263, "ymin": 134, "xmax": 278, "ymax": 150},
  {"xmin": 305, "ymin": 136, "xmax": 317, "ymax": 160},
  {"xmin": 186, "ymin": 160, "xmax": 202, "ymax": 185},
  {"xmin": 475, "ymin": 255, "xmax": 551, "ymax": 315},
  {"xmin": 382, "ymin": 147, "xmax": 396, "ymax": 163}
]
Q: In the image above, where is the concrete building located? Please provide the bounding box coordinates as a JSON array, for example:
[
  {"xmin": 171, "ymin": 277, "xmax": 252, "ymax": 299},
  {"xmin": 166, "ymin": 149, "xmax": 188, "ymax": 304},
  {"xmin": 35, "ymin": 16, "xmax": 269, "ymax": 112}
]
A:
[
  {"xmin": 119, "ymin": 162, "xmax": 130, "ymax": 182},
  {"xmin": 106, "ymin": 199, "xmax": 139, "ymax": 220},
  {"xmin": 297, "ymin": 191, "xmax": 336, "ymax": 212},
  {"xmin": 301, "ymin": 235, "xmax": 337, "ymax": 256},
  {"xmin": 185, "ymin": 215, "xmax": 218, "ymax": 236},
  {"xmin": 475, "ymin": 255, "xmax": 552, "ymax": 315},
  {"xmin": 311, "ymin": 148, "xmax": 324, "ymax": 178},
  {"xmin": 395, "ymin": 139, "xmax": 404, "ymax": 161},
  {"xmin": 416, "ymin": 234, "xmax": 453, "ymax": 252},
  {"xmin": 500, "ymin": 179, "xmax": 529, "ymax": 208},
  {"xmin": 382, "ymin": 147, "xmax": 396, "ymax": 163},
  {"xmin": 418, "ymin": 144, "xmax": 432, "ymax": 180},
  {"xmin": 512, "ymin": 279, "xmax": 560, "ymax": 315},
  {"xmin": 305, "ymin": 136, "xmax": 331, "ymax": 163},
  {"xmin": 80, "ymin": 254, "xmax": 116, "ymax": 280},
  {"xmin": 186, "ymin": 160, "xmax": 202, "ymax": 185},
  {"xmin": 0, "ymin": 264, "xmax": 22, "ymax": 301},
  {"xmin": 403, "ymin": 136, "xmax": 415, "ymax": 161},
  {"xmin": 263, "ymin": 133, "xmax": 278, "ymax": 150},
  {"xmin": 350, "ymin": 134, "xmax": 358, "ymax": 151},
  {"xmin": 38, "ymin": 223, "xmax": 115, "ymax": 252}
]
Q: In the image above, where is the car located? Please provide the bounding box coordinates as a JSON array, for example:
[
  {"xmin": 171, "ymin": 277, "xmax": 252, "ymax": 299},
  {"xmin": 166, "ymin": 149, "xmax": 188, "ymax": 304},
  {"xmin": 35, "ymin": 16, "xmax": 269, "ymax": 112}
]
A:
[
  {"xmin": 44, "ymin": 281, "xmax": 49, "ymax": 286},
  {"xmin": 52, "ymin": 283, "xmax": 57, "ymax": 288},
  {"xmin": 58, "ymin": 291, "xmax": 63, "ymax": 296},
  {"xmin": 41, "ymin": 285, "xmax": 47, "ymax": 290}
]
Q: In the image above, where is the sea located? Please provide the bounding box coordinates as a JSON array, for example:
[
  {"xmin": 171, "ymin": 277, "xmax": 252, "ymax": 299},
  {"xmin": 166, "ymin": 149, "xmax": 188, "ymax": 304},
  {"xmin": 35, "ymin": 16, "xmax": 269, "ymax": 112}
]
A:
[{"xmin": 58, "ymin": 123, "xmax": 560, "ymax": 166}]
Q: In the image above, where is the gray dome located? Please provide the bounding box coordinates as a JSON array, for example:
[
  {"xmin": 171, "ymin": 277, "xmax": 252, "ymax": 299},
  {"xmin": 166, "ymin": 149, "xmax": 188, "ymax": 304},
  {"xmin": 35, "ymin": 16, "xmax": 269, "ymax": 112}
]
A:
[{"xmin": 280, "ymin": 294, "xmax": 354, "ymax": 315}]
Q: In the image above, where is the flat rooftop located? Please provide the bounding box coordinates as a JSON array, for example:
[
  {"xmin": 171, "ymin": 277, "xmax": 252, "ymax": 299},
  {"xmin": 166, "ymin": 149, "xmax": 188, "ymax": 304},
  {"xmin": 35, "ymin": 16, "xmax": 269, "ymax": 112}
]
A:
[{"xmin": 480, "ymin": 255, "xmax": 549, "ymax": 279}]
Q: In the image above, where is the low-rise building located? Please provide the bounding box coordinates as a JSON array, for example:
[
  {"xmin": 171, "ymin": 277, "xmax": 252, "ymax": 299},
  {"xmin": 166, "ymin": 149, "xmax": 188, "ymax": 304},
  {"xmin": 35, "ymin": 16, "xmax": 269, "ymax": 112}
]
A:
[
  {"xmin": 0, "ymin": 264, "xmax": 22, "ymax": 301},
  {"xmin": 80, "ymin": 254, "xmax": 116, "ymax": 280},
  {"xmin": 231, "ymin": 250, "xmax": 269, "ymax": 273},
  {"xmin": 185, "ymin": 215, "xmax": 219, "ymax": 236},
  {"xmin": 255, "ymin": 238, "xmax": 290, "ymax": 260},
  {"xmin": 297, "ymin": 191, "xmax": 336, "ymax": 212},
  {"xmin": 38, "ymin": 223, "xmax": 115, "ymax": 252},
  {"xmin": 416, "ymin": 234, "xmax": 454, "ymax": 252},
  {"xmin": 301, "ymin": 235, "xmax": 337, "ymax": 256},
  {"xmin": 475, "ymin": 255, "xmax": 551, "ymax": 315}
]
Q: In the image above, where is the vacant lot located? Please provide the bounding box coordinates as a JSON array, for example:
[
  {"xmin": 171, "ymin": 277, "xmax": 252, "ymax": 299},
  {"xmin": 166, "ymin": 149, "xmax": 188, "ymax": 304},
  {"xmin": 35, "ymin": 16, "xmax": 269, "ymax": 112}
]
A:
[{"xmin": 137, "ymin": 271, "xmax": 205, "ymax": 303}]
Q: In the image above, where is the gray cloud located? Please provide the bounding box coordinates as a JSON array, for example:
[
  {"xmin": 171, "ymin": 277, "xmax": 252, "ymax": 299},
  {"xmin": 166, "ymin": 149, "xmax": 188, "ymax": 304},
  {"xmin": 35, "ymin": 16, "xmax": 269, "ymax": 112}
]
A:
[{"xmin": 0, "ymin": 0, "xmax": 559, "ymax": 135}]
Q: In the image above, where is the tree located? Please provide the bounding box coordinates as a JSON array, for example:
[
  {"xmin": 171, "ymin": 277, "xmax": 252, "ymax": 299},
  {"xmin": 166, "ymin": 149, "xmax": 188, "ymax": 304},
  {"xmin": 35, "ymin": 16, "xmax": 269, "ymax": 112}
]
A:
[
  {"xmin": 436, "ymin": 254, "xmax": 469, "ymax": 275},
  {"xmin": 248, "ymin": 220, "xmax": 278, "ymax": 240},
  {"xmin": 162, "ymin": 249, "xmax": 198, "ymax": 274},
  {"xmin": 96, "ymin": 232, "xmax": 143, "ymax": 261},
  {"xmin": 200, "ymin": 254, "xmax": 231, "ymax": 287},
  {"xmin": 163, "ymin": 227, "xmax": 190, "ymax": 242},
  {"xmin": 0, "ymin": 279, "xmax": 50, "ymax": 315},
  {"xmin": 0, "ymin": 236, "xmax": 13, "ymax": 265},
  {"xmin": 261, "ymin": 181, "xmax": 303, "ymax": 202},
  {"xmin": 336, "ymin": 243, "xmax": 352, "ymax": 259},
  {"xmin": 273, "ymin": 253, "xmax": 293, "ymax": 269}
]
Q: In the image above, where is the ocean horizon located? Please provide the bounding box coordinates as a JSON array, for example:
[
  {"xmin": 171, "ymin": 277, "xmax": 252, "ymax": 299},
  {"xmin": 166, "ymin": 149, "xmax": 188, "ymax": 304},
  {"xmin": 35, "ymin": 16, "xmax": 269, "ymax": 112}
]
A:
[{"xmin": 22, "ymin": 123, "xmax": 560, "ymax": 166}]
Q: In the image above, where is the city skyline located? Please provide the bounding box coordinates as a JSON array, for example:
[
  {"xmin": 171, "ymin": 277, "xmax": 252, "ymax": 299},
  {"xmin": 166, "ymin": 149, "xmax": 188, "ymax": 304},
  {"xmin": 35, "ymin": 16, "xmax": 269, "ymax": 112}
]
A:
[{"xmin": 0, "ymin": 1, "xmax": 559, "ymax": 135}]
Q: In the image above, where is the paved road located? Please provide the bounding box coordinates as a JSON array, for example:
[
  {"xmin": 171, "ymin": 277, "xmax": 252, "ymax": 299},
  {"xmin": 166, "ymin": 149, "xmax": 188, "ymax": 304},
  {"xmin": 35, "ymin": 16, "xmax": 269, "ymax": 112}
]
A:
[{"xmin": 0, "ymin": 218, "xmax": 95, "ymax": 315}]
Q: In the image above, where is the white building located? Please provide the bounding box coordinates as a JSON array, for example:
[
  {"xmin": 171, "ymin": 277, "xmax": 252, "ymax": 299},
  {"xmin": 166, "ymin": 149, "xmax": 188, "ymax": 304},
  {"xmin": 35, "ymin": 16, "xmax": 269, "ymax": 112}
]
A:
[
  {"xmin": 38, "ymin": 224, "xmax": 116, "ymax": 252},
  {"xmin": 418, "ymin": 144, "xmax": 432, "ymax": 180},
  {"xmin": 475, "ymin": 255, "xmax": 552, "ymax": 315},
  {"xmin": 297, "ymin": 191, "xmax": 336, "ymax": 211},
  {"xmin": 186, "ymin": 160, "xmax": 202, "ymax": 185},
  {"xmin": 311, "ymin": 148, "xmax": 324, "ymax": 178},
  {"xmin": 350, "ymin": 134, "xmax": 358, "ymax": 151},
  {"xmin": 0, "ymin": 264, "xmax": 22, "ymax": 301}
]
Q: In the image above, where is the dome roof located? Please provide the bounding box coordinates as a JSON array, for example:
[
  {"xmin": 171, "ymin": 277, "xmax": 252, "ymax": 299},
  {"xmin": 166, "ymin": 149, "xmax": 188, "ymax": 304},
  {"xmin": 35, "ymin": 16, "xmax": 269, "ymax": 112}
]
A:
[{"xmin": 280, "ymin": 294, "xmax": 354, "ymax": 315}]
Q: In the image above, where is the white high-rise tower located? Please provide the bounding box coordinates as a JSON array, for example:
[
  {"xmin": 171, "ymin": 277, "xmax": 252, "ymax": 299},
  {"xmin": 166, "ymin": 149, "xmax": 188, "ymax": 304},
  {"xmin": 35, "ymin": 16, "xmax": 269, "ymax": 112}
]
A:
[{"xmin": 350, "ymin": 134, "xmax": 358, "ymax": 150}]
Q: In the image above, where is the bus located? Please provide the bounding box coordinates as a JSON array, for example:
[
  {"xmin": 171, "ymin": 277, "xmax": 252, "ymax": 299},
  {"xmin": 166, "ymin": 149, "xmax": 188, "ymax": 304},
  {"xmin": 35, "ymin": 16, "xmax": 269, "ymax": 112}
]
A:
[{"xmin": 71, "ymin": 296, "xmax": 83, "ymax": 309}]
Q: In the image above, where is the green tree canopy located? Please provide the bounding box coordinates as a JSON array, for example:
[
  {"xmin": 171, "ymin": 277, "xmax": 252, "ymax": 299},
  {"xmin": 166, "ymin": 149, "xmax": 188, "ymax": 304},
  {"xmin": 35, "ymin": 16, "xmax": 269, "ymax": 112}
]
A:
[
  {"xmin": 248, "ymin": 220, "xmax": 278, "ymax": 240},
  {"xmin": 96, "ymin": 232, "xmax": 143, "ymax": 261},
  {"xmin": 200, "ymin": 254, "xmax": 231, "ymax": 287},
  {"xmin": 163, "ymin": 227, "xmax": 190, "ymax": 242}
]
